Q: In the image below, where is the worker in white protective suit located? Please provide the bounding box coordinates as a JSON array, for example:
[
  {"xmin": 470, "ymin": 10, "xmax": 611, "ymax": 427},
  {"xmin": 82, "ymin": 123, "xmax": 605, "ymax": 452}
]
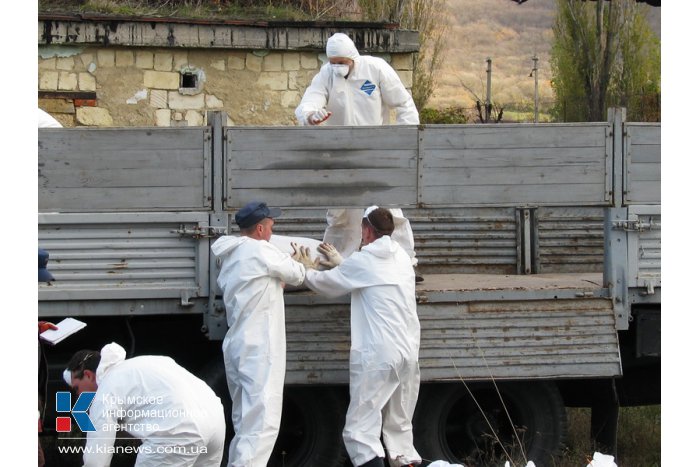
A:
[
  {"xmin": 294, "ymin": 33, "xmax": 422, "ymax": 280},
  {"xmin": 64, "ymin": 342, "xmax": 225, "ymax": 467},
  {"xmin": 211, "ymin": 201, "xmax": 307, "ymax": 467},
  {"xmin": 38, "ymin": 108, "xmax": 62, "ymax": 128},
  {"xmin": 292, "ymin": 206, "xmax": 423, "ymax": 467}
]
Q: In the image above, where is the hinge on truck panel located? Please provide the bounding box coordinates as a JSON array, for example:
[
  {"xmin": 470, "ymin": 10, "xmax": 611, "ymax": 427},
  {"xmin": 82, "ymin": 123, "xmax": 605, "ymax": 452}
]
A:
[
  {"xmin": 171, "ymin": 225, "xmax": 227, "ymax": 239},
  {"xmin": 642, "ymin": 279, "xmax": 657, "ymax": 296},
  {"xmin": 611, "ymin": 219, "xmax": 660, "ymax": 232},
  {"xmin": 180, "ymin": 289, "xmax": 194, "ymax": 306}
]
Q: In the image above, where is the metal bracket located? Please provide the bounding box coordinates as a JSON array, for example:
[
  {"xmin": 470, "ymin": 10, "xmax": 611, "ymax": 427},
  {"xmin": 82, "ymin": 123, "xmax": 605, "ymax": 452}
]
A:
[
  {"xmin": 171, "ymin": 224, "xmax": 227, "ymax": 239},
  {"xmin": 180, "ymin": 289, "xmax": 195, "ymax": 307},
  {"xmin": 642, "ymin": 279, "xmax": 657, "ymax": 296},
  {"xmin": 611, "ymin": 219, "xmax": 660, "ymax": 232}
]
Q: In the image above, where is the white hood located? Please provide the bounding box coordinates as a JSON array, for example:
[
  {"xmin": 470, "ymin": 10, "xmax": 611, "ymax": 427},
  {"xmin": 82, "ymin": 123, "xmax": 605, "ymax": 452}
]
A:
[
  {"xmin": 326, "ymin": 32, "xmax": 360, "ymax": 61},
  {"xmin": 95, "ymin": 342, "xmax": 126, "ymax": 384},
  {"xmin": 211, "ymin": 235, "xmax": 248, "ymax": 258},
  {"xmin": 360, "ymin": 235, "xmax": 399, "ymax": 259}
]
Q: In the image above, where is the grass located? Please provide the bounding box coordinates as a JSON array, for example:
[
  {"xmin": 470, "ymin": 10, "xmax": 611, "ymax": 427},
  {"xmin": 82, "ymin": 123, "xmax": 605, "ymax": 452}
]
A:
[
  {"xmin": 38, "ymin": 0, "xmax": 347, "ymax": 21},
  {"xmin": 557, "ymin": 406, "xmax": 661, "ymax": 467}
]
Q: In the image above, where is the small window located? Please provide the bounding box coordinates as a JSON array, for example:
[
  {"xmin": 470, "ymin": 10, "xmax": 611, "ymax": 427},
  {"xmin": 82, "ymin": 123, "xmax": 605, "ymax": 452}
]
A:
[
  {"xmin": 181, "ymin": 72, "xmax": 198, "ymax": 89},
  {"xmin": 178, "ymin": 67, "xmax": 205, "ymax": 95}
]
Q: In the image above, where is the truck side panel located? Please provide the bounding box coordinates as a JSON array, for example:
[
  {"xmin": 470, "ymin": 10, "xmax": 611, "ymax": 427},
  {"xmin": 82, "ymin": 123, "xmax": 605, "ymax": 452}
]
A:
[
  {"xmin": 39, "ymin": 127, "xmax": 212, "ymax": 211},
  {"xmin": 420, "ymin": 123, "xmax": 611, "ymax": 206},
  {"xmin": 225, "ymin": 126, "xmax": 419, "ymax": 208},
  {"xmin": 282, "ymin": 293, "xmax": 620, "ymax": 385},
  {"xmin": 624, "ymin": 123, "xmax": 661, "ymax": 205},
  {"xmin": 38, "ymin": 212, "xmax": 211, "ymax": 314}
]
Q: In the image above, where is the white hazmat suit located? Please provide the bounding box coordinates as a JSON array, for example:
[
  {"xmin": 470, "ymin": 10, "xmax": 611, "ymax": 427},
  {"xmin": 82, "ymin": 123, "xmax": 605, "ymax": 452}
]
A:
[
  {"xmin": 82, "ymin": 342, "xmax": 225, "ymax": 467},
  {"xmin": 38, "ymin": 108, "xmax": 62, "ymax": 128},
  {"xmin": 211, "ymin": 235, "xmax": 306, "ymax": 467},
  {"xmin": 295, "ymin": 32, "xmax": 419, "ymax": 266},
  {"xmin": 304, "ymin": 235, "xmax": 422, "ymax": 467}
]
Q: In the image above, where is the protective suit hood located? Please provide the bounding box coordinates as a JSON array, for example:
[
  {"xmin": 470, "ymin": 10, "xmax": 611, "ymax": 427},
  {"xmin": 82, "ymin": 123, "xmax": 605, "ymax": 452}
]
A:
[
  {"xmin": 326, "ymin": 32, "xmax": 361, "ymax": 61},
  {"xmin": 96, "ymin": 342, "xmax": 126, "ymax": 385},
  {"xmin": 361, "ymin": 235, "xmax": 398, "ymax": 259},
  {"xmin": 211, "ymin": 235, "xmax": 248, "ymax": 257}
]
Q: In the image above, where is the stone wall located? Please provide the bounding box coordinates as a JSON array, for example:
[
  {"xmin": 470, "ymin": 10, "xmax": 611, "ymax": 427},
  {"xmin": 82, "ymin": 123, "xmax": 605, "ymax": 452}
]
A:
[{"xmin": 38, "ymin": 17, "xmax": 419, "ymax": 127}]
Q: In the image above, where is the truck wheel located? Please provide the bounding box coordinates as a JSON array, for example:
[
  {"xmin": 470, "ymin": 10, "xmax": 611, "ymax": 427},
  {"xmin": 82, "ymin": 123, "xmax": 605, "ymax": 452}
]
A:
[
  {"xmin": 413, "ymin": 381, "xmax": 566, "ymax": 467},
  {"xmin": 200, "ymin": 358, "xmax": 347, "ymax": 467},
  {"xmin": 269, "ymin": 386, "xmax": 348, "ymax": 467}
]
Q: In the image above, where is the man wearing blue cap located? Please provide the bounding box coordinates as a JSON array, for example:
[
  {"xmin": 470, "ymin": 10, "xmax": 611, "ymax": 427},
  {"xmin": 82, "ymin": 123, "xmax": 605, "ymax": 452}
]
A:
[
  {"xmin": 38, "ymin": 248, "xmax": 55, "ymax": 283},
  {"xmin": 211, "ymin": 201, "xmax": 308, "ymax": 467}
]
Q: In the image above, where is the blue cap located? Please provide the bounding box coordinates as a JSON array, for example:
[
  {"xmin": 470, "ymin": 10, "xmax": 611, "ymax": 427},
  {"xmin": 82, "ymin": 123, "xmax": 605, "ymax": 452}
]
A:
[
  {"xmin": 39, "ymin": 248, "xmax": 55, "ymax": 282},
  {"xmin": 235, "ymin": 201, "xmax": 282, "ymax": 229}
]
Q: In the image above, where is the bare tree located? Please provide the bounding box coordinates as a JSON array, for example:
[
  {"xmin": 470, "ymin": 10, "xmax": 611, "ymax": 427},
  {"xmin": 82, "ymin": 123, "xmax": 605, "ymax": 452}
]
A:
[{"xmin": 461, "ymin": 81, "xmax": 505, "ymax": 123}]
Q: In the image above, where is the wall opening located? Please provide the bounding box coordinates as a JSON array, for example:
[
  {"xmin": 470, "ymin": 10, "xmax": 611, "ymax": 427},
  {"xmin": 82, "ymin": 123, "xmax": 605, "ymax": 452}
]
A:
[
  {"xmin": 181, "ymin": 72, "xmax": 198, "ymax": 89},
  {"xmin": 179, "ymin": 67, "xmax": 205, "ymax": 95}
]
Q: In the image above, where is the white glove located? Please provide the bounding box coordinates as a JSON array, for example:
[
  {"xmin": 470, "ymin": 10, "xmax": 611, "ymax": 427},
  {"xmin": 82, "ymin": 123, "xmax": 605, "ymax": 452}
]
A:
[
  {"xmin": 291, "ymin": 242, "xmax": 319, "ymax": 270},
  {"xmin": 308, "ymin": 109, "xmax": 331, "ymax": 125},
  {"xmin": 317, "ymin": 242, "xmax": 343, "ymax": 269}
]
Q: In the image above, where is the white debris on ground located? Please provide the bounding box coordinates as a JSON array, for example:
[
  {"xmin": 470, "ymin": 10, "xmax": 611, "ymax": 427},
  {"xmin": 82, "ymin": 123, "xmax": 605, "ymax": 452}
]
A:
[
  {"xmin": 586, "ymin": 452, "xmax": 617, "ymax": 467},
  {"xmin": 429, "ymin": 451, "xmax": 615, "ymax": 467}
]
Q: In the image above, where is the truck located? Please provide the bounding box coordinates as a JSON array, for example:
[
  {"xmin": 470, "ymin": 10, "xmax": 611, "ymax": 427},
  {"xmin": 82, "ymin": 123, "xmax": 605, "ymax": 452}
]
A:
[{"xmin": 38, "ymin": 108, "xmax": 660, "ymax": 466}]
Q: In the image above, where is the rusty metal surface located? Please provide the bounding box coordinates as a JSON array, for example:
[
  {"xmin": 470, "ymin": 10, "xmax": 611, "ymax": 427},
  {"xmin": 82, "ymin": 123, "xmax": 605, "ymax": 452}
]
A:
[
  {"xmin": 536, "ymin": 207, "xmax": 605, "ymax": 274},
  {"xmin": 283, "ymin": 290, "xmax": 619, "ymax": 384}
]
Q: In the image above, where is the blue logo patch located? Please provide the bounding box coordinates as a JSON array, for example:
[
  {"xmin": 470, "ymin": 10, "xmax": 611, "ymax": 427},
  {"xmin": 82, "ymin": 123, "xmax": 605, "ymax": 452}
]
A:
[
  {"xmin": 360, "ymin": 80, "xmax": 376, "ymax": 96},
  {"xmin": 56, "ymin": 391, "xmax": 96, "ymax": 432}
]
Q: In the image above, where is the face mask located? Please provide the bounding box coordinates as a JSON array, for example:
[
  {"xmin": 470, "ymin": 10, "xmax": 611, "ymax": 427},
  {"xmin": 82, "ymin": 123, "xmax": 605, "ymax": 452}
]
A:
[{"xmin": 331, "ymin": 64, "xmax": 350, "ymax": 78}]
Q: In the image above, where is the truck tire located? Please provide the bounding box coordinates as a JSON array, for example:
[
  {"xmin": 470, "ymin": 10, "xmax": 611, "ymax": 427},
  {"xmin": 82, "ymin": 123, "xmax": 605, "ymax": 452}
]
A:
[
  {"xmin": 413, "ymin": 381, "xmax": 566, "ymax": 467},
  {"xmin": 270, "ymin": 386, "xmax": 348, "ymax": 467},
  {"xmin": 200, "ymin": 359, "xmax": 347, "ymax": 467}
]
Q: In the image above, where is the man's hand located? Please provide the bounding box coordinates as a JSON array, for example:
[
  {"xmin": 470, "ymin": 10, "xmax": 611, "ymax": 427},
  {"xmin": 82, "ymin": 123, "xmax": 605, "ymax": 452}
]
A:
[
  {"xmin": 317, "ymin": 243, "xmax": 343, "ymax": 269},
  {"xmin": 291, "ymin": 242, "xmax": 319, "ymax": 270},
  {"xmin": 38, "ymin": 321, "xmax": 58, "ymax": 334},
  {"xmin": 307, "ymin": 109, "xmax": 332, "ymax": 125}
]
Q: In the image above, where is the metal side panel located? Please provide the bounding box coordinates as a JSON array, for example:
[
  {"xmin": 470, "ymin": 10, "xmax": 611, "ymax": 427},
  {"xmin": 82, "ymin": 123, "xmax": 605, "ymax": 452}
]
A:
[
  {"xmin": 267, "ymin": 207, "xmax": 328, "ymax": 240},
  {"xmin": 420, "ymin": 123, "xmax": 611, "ymax": 206},
  {"xmin": 623, "ymin": 123, "xmax": 661, "ymax": 205},
  {"xmin": 405, "ymin": 207, "xmax": 519, "ymax": 274},
  {"xmin": 282, "ymin": 294, "xmax": 620, "ymax": 385},
  {"xmin": 38, "ymin": 212, "xmax": 210, "ymax": 305},
  {"xmin": 536, "ymin": 207, "xmax": 605, "ymax": 274},
  {"xmin": 285, "ymin": 302, "xmax": 352, "ymax": 384},
  {"xmin": 271, "ymin": 207, "xmax": 520, "ymax": 275},
  {"xmin": 39, "ymin": 126, "xmax": 212, "ymax": 212},
  {"xmin": 627, "ymin": 205, "xmax": 661, "ymax": 294},
  {"xmin": 224, "ymin": 126, "xmax": 419, "ymax": 209},
  {"xmin": 419, "ymin": 297, "xmax": 621, "ymax": 381}
]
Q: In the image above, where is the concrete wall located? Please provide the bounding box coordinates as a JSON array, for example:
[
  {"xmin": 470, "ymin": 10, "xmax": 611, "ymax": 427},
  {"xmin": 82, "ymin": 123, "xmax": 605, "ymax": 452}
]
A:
[{"xmin": 38, "ymin": 16, "xmax": 419, "ymax": 127}]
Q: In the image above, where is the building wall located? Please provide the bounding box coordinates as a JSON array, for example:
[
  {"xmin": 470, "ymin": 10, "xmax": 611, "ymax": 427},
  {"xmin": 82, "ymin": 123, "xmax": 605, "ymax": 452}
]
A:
[{"xmin": 38, "ymin": 19, "xmax": 418, "ymax": 127}]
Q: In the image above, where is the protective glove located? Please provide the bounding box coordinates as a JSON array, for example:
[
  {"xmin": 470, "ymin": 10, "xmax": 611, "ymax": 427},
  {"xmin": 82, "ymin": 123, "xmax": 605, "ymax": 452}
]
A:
[
  {"xmin": 291, "ymin": 242, "xmax": 319, "ymax": 270},
  {"xmin": 308, "ymin": 108, "xmax": 331, "ymax": 125},
  {"xmin": 317, "ymin": 242, "xmax": 343, "ymax": 269}
]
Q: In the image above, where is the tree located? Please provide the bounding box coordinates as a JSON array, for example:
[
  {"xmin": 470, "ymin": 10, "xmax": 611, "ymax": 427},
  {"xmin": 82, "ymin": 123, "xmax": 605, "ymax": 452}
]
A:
[
  {"xmin": 550, "ymin": 0, "xmax": 660, "ymax": 122},
  {"xmin": 357, "ymin": 0, "xmax": 449, "ymax": 111}
]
